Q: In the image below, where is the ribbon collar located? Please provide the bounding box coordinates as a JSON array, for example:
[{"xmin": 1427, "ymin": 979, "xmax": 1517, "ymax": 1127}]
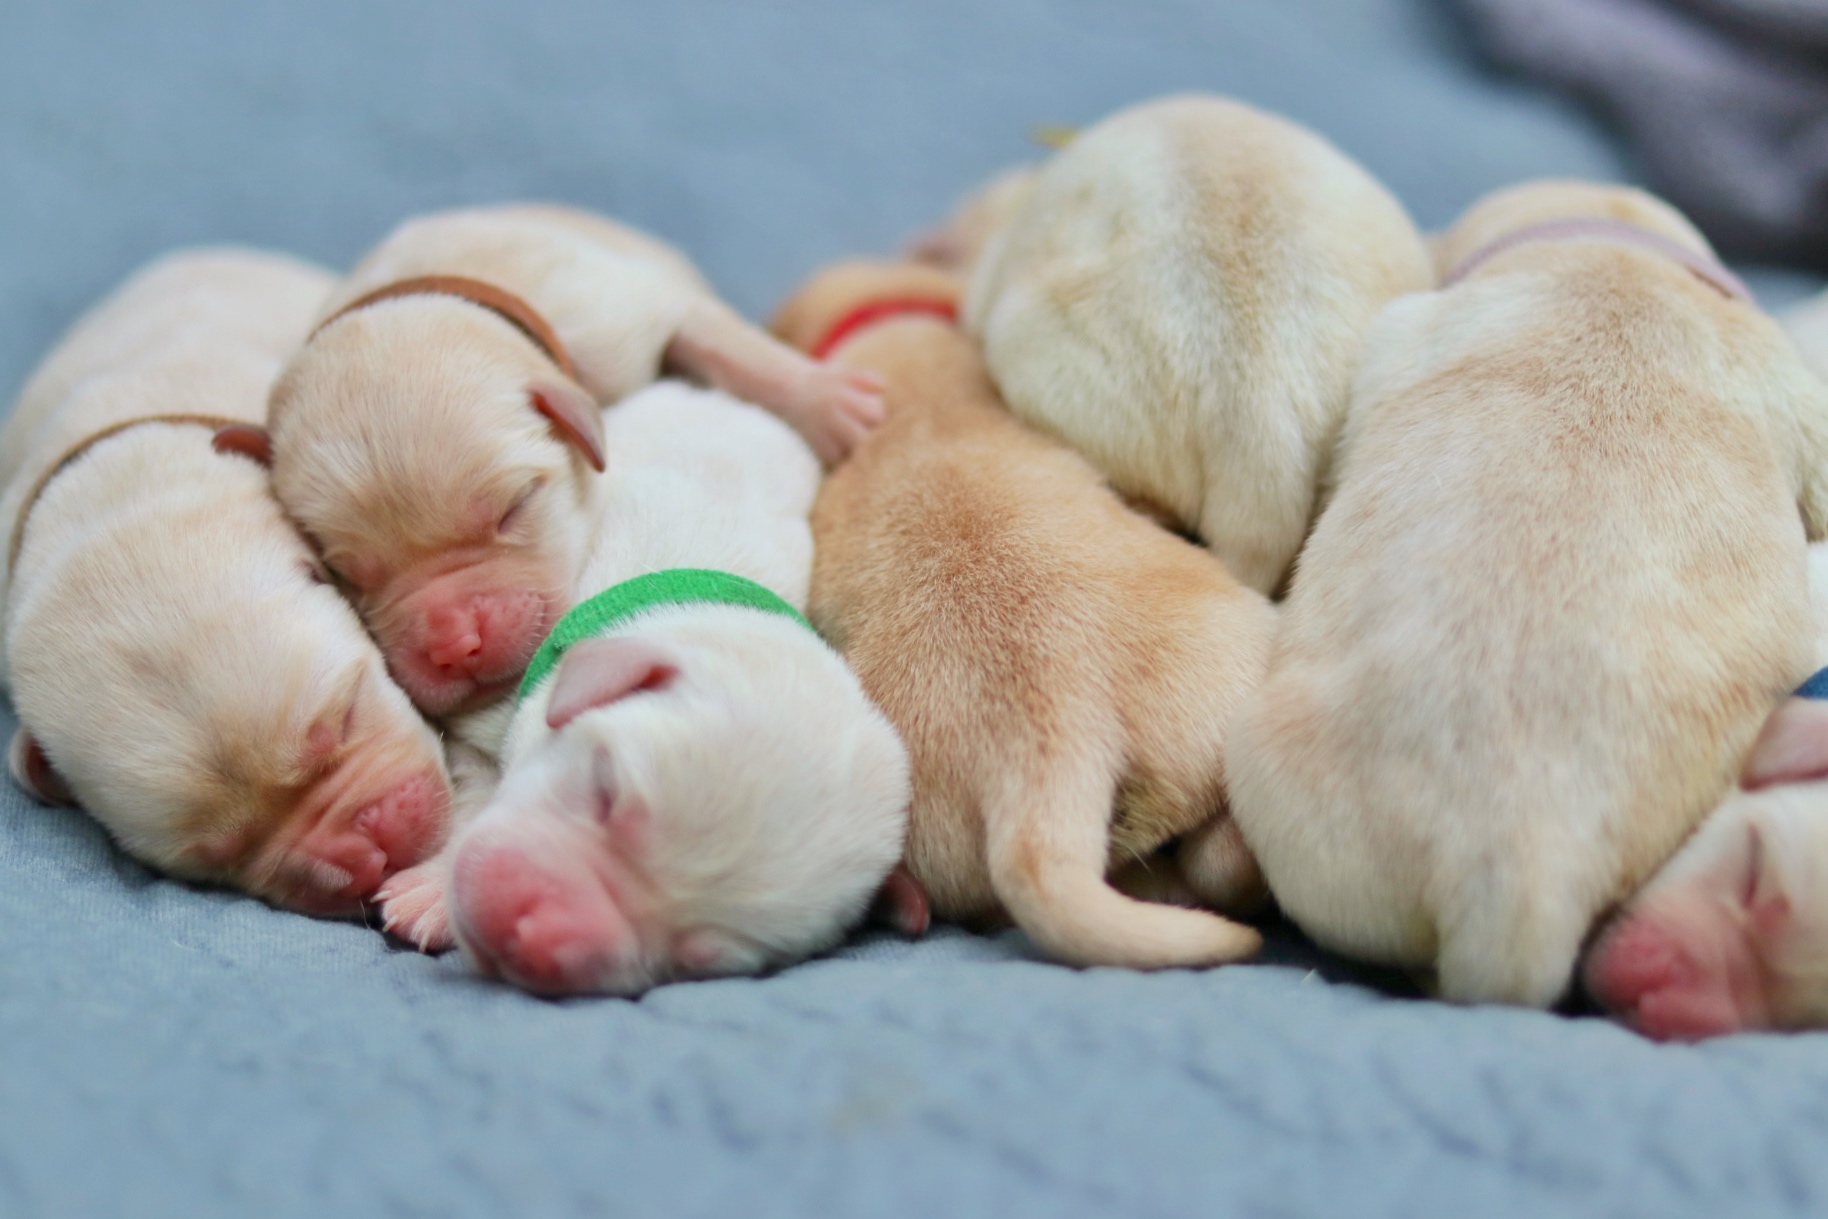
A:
[
  {"xmin": 312, "ymin": 274, "xmax": 578, "ymax": 380},
  {"xmin": 809, "ymin": 297, "xmax": 959, "ymax": 361},
  {"xmin": 518, "ymin": 568, "xmax": 816, "ymax": 701},
  {"xmin": 1441, "ymin": 217, "xmax": 1752, "ymax": 304}
]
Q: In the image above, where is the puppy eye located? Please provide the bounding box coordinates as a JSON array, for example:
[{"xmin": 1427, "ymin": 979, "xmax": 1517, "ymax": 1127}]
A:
[
  {"xmin": 299, "ymin": 559, "xmax": 332, "ymax": 586},
  {"xmin": 498, "ymin": 481, "xmax": 543, "ymax": 533}
]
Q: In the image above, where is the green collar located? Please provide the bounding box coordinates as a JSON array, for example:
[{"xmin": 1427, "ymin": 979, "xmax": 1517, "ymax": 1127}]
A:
[{"xmin": 517, "ymin": 568, "xmax": 816, "ymax": 702}]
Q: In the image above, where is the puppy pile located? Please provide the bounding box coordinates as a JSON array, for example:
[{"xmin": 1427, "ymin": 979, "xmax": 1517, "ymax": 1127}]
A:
[{"xmin": 10, "ymin": 93, "xmax": 1828, "ymax": 1041}]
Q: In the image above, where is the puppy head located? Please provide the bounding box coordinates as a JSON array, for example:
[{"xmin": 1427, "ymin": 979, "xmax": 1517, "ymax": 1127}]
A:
[
  {"xmin": 1433, "ymin": 180, "xmax": 1715, "ymax": 283},
  {"xmin": 448, "ymin": 609, "xmax": 911, "ymax": 996},
  {"xmin": 268, "ymin": 297, "xmax": 604, "ymax": 715},
  {"xmin": 1584, "ymin": 697, "xmax": 1828, "ymax": 1038},
  {"xmin": 9, "ymin": 447, "xmax": 452, "ymax": 916},
  {"xmin": 769, "ymin": 259, "xmax": 961, "ymax": 355},
  {"xmin": 905, "ymin": 166, "xmax": 1039, "ymax": 276}
]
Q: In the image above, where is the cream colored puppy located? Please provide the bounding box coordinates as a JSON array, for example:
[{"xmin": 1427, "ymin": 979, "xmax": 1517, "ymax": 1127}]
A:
[
  {"xmin": 266, "ymin": 204, "xmax": 885, "ymax": 717},
  {"xmin": 1229, "ymin": 181, "xmax": 1828, "ymax": 1008},
  {"xmin": 965, "ymin": 94, "xmax": 1432, "ymax": 594},
  {"xmin": 1583, "ymin": 544, "xmax": 1828, "ymax": 1039},
  {"xmin": 375, "ymin": 383, "xmax": 911, "ymax": 996},
  {"xmin": 0, "ymin": 249, "xmax": 450, "ymax": 915},
  {"xmin": 773, "ymin": 260, "xmax": 1274, "ymax": 971}
]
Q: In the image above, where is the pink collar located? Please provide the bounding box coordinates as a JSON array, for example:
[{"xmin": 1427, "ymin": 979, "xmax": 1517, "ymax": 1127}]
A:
[{"xmin": 1440, "ymin": 217, "xmax": 1753, "ymax": 304}]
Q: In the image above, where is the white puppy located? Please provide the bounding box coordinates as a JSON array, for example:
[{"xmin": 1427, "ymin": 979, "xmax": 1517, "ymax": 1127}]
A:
[
  {"xmin": 376, "ymin": 382, "xmax": 911, "ymax": 996},
  {"xmin": 1583, "ymin": 544, "xmax": 1828, "ymax": 1038},
  {"xmin": 965, "ymin": 94, "xmax": 1433, "ymax": 594},
  {"xmin": 1227, "ymin": 181, "xmax": 1828, "ymax": 1008},
  {"xmin": 266, "ymin": 205, "xmax": 885, "ymax": 718},
  {"xmin": 0, "ymin": 249, "xmax": 450, "ymax": 914}
]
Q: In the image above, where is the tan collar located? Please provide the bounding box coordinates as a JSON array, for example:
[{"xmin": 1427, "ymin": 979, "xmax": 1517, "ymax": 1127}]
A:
[
  {"xmin": 1441, "ymin": 217, "xmax": 1753, "ymax": 304},
  {"xmin": 7, "ymin": 414, "xmax": 260, "ymax": 572},
  {"xmin": 311, "ymin": 275, "xmax": 579, "ymax": 380}
]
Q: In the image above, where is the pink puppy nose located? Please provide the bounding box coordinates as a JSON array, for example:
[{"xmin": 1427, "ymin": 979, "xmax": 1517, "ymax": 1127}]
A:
[
  {"xmin": 351, "ymin": 774, "xmax": 449, "ymax": 872},
  {"xmin": 452, "ymin": 842, "xmax": 630, "ymax": 995},
  {"xmin": 418, "ymin": 592, "xmax": 545, "ymax": 678},
  {"xmin": 1585, "ymin": 919, "xmax": 1741, "ymax": 1040}
]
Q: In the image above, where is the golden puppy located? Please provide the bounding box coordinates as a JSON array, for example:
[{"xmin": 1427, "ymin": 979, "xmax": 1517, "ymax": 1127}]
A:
[
  {"xmin": 266, "ymin": 204, "xmax": 885, "ymax": 717},
  {"xmin": 772, "ymin": 259, "xmax": 1274, "ymax": 969},
  {"xmin": 965, "ymin": 94, "xmax": 1433, "ymax": 595},
  {"xmin": 0, "ymin": 249, "xmax": 449, "ymax": 914},
  {"xmin": 1228, "ymin": 181, "xmax": 1828, "ymax": 1007}
]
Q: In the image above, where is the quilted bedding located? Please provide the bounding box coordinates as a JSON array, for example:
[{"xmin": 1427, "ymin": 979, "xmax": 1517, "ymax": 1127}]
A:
[{"xmin": 3, "ymin": 2, "xmax": 1825, "ymax": 1215}]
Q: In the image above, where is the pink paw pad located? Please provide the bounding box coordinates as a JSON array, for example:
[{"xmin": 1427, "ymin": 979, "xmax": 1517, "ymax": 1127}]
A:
[{"xmin": 451, "ymin": 843, "xmax": 629, "ymax": 995}]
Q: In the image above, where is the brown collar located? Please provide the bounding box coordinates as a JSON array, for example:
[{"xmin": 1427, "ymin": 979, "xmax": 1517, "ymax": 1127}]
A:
[
  {"xmin": 311, "ymin": 275, "xmax": 579, "ymax": 380},
  {"xmin": 1440, "ymin": 217, "xmax": 1753, "ymax": 304},
  {"xmin": 7, "ymin": 414, "xmax": 261, "ymax": 572}
]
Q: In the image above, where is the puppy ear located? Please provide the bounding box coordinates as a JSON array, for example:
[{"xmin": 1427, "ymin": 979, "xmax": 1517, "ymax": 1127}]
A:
[
  {"xmin": 8, "ymin": 729, "xmax": 74, "ymax": 806},
  {"xmin": 211, "ymin": 424, "xmax": 272, "ymax": 467},
  {"xmin": 546, "ymin": 638, "xmax": 677, "ymax": 730},
  {"xmin": 869, "ymin": 864, "xmax": 931, "ymax": 937},
  {"xmin": 530, "ymin": 381, "xmax": 605, "ymax": 473},
  {"xmin": 1742, "ymin": 696, "xmax": 1828, "ymax": 789}
]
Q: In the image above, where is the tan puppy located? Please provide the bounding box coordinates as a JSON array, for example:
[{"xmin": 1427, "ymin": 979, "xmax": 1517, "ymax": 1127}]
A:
[
  {"xmin": 965, "ymin": 94, "xmax": 1433, "ymax": 595},
  {"xmin": 773, "ymin": 259, "xmax": 1275, "ymax": 970},
  {"xmin": 266, "ymin": 204, "xmax": 885, "ymax": 717},
  {"xmin": 0, "ymin": 249, "xmax": 450, "ymax": 914},
  {"xmin": 1228, "ymin": 181, "xmax": 1828, "ymax": 1007}
]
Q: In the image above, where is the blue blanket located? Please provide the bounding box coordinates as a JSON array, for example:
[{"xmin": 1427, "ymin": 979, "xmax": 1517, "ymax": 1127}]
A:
[{"xmin": 4, "ymin": 2, "xmax": 1826, "ymax": 1215}]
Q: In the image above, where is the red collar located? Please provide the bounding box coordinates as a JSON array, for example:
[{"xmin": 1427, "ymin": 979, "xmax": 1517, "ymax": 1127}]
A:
[
  {"xmin": 809, "ymin": 297, "xmax": 958, "ymax": 361},
  {"xmin": 1441, "ymin": 217, "xmax": 1753, "ymax": 304}
]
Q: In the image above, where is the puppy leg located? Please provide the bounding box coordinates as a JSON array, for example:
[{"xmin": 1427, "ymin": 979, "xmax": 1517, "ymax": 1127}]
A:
[
  {"xmin": 1177, "ymin": 815, "xmax": 1270, "ymax": 916},
  {"xmin": 1432, "ymin": 868, "xmax": 1595, "ymax": 1007},
  {"xmin": 985, "ymin": 755, "xmax": 1262, "ymax": 969},
  {"xmin": 376, "ymin": 741, "xmax": 501, "ymax": 952},
  {"xmin": 665, "ymin": 298, "xmax": 884, "ymax": 465}
]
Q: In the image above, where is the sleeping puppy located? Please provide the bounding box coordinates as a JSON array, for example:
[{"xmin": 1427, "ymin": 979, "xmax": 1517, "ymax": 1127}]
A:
[
  {"xmin": 771, "ymin": 259, "xmax": 1275, "ymax": 970},
  {"xmin": 266, "ymin": 204, "xmax": 886, "ymax": 717},
  {"xmin": 374, "ymin": 382, "xmax": 911, "ymax": 996},
  {"xmin": 0, "ymin": 249, "xmax": 450, "ymax": 915},
  {"xmin": 1228, "ymin": 181, "xmax": 1828, "ymax": 1008},
  {"xmin": 965, "ymin": 94, "xmax": 1432, "ymax": 595},
  {"xmin": 1584, "ymin": 544, "xmax": 1828, "ymax": 1039}
]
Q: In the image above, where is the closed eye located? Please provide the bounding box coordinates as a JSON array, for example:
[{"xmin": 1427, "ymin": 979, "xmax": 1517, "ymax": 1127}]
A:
[{"xmin": 498, "ymin": 480, "xmax": 543, "ymax": 534}]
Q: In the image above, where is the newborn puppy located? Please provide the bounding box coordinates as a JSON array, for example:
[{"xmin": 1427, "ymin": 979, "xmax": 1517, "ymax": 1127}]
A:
[
  {"xmin": 1228, "ymin": 181, "xmax": 1828, "ymax": 1008},
  {"xmin": 267, "ymin": 204, "xmax": 886, "ymax": 716},
  {"xmin": 772, "ymin": 259, "xmax": 1275, "ymax": 970},
  {"xmin": 1584, "ymin": 545, "xmax": 1828, "ymax": 1039},
  {"xmin": 965, "ymin": 94, "xmax": 1432, "ymax": 594},
  {"xmin": 376, "ymin": 383, "xmax": 911, "ymax": 996},
  {"xmin": 0, "ymin": 249, "xmax": 449, "ymax": 915}
]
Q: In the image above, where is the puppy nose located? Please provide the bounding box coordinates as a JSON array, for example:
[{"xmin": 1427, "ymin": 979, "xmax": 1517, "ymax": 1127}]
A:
[
  {"xmin": 424, "ymin": 604, "xmax": 486, "ymax": 672},
  {"xmin": 351, "ymin": 773, "xmax": 450, "ymax": 871},
  {"xmin": 452, "ymin": 842, "xmax": 629, "ymax": 995}
]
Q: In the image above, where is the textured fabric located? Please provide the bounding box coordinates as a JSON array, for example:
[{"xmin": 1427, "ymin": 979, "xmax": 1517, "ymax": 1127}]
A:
[
  {"xmin": 1455, "ymin": 0, "xmax": 1828, "ymax": 264},
  {"xmin": 518, "ymin": 568, "xmax": 816, "ymax": 700},
  {"xmin": 4, "ymin": 2, "xmax": 1828, "ymax": 1217},
  {"xmin": 1797, "ymin": 665, "xmax": 1828, "ymax": 698}
]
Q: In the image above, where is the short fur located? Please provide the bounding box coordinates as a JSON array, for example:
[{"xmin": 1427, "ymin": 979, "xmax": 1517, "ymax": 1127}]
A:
[
  {"xmin": 376, "ymin": 384, "xmax": 910, "ymax": 996},
  {"xmin": 773, "ymin": 259, "xmax": 1275, "ymax": 970},
  {"xmin": 1228, "ymin": 181, "xmax": 1828, "ymax": 1007},
  {"xmin": 267, "ymin": 204, "xmax": 884, "ymax": 717},
  {"xmin": 0, "ymin": 249, "xmax": 449, "ymax": 913},
  {"xmin": 1583, "ymin": 543, "xmax": 1828, "ymax": 1039},
  {"xmin": 965, "ymin": 94, "xmax": 1433, "ymax": 594}
]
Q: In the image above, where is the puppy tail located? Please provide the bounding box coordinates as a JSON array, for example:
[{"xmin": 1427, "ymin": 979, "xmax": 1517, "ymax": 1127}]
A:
[{"xmin": 984, "ymin": 753, "xmax": 1262, "ymax": 970}]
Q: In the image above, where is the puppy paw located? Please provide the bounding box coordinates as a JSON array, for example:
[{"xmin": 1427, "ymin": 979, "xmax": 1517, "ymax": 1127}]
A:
[
  {"xmin": 790, "ymin": 365, "xmax": 886, "ymax": 465},
  {"xmin": 376, "ymin": 861, "xmax": 454, "ymax": 953}
]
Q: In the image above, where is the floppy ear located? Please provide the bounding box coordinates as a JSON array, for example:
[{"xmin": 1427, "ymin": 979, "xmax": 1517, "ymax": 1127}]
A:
[
  {"xmin": 211, "ymin": 424, "xmax": 272, "ymax": 467},
  {"xmin": 530, "ymin": 380, "xmax": 606, "ymax": 473},
  {"xmin": 8, "ymin": 729, "xmax": 74, "ymax": 806},
  {"xmin": 869, "ymin": 864, "xmax": 931, "ymax": 937},
  {"xmin": 1742, "ymin": 696, "xmax": 1828, "ymax": 789},
  {"xmin": 546, "ymin": 638, "xmax": 677, "ymax": 730}
]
